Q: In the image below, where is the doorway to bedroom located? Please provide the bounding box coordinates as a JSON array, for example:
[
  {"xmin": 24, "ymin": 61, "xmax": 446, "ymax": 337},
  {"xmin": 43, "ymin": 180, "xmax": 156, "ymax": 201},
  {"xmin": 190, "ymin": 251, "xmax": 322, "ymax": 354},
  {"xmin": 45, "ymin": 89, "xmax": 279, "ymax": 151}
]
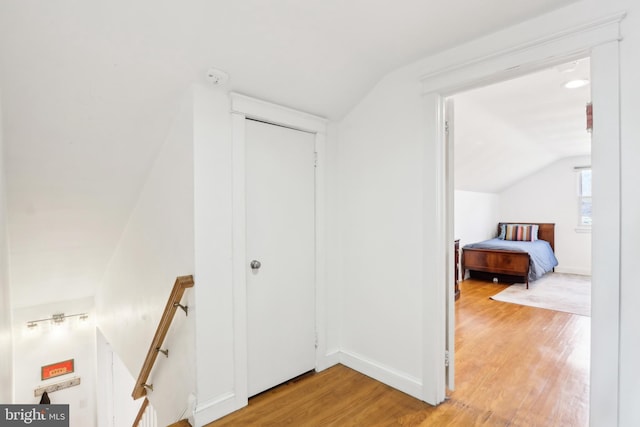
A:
[
  {"xmin": 447, "ymin": 58, "xmax": 592, "ymax": 423},
  {"xmin": 451, "ymin": 58, "xmax": 592, "ymax": 285}
]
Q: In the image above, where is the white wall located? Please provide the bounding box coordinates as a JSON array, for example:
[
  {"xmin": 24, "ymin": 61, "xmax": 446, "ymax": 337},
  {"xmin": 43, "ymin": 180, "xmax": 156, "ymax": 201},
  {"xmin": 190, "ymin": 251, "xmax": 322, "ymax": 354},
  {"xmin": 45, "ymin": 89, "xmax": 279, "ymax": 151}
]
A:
[
  {"xmin": 335, "ymin": 67, "xmax": 425, "ymax": 397},
  {"xmin": 190, "ymin": 85, "xmax": 236, "ymax": 425},
  {"xmin": 499, "ymin": 156, "xmax": 591, "ymax": 275},
  {"xmin": 454, "ymin": 190, "xmax": 500, "ymax": 247},
  {"xmin": 0, "ymin": 95, "xmax": 13, "ymax": 404},
  {"xmin": 95, "ymin": 330, "xmax": 112, "ymax": 427},
  {"xmin": 95, "ymin": 90, "xmax": 196, "ymax": 427},
  {"xmin": 12, "ymin": 297, "xmax": 96, "ymax": 425},
  {"xmin": 96, "ymin": 329, "xmax": 144, "ymax": 427}
]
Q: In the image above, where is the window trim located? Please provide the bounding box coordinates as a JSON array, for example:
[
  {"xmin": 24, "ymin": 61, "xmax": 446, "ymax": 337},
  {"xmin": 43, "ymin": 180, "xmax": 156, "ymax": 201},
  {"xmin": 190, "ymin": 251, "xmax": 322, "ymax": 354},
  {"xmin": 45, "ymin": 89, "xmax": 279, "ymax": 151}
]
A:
[{"xmin": 577, "ymin": 167, "xmax": 592, "ymax": 228}]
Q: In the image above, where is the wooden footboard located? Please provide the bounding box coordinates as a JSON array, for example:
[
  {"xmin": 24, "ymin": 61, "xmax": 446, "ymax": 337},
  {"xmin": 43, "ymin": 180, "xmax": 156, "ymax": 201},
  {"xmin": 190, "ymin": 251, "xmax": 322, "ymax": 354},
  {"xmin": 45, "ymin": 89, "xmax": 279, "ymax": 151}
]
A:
[{"xmin": 462, "ymin": 248, "xmax": 531, "ymax": 288}]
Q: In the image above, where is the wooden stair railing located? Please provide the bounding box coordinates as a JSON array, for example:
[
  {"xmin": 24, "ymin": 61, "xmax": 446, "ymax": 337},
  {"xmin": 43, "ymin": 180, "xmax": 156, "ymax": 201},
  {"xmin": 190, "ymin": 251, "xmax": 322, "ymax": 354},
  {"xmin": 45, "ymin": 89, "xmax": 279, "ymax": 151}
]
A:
[{"xmin": 132, "ymin": 275, "xmax": 195, "ymax": 400}]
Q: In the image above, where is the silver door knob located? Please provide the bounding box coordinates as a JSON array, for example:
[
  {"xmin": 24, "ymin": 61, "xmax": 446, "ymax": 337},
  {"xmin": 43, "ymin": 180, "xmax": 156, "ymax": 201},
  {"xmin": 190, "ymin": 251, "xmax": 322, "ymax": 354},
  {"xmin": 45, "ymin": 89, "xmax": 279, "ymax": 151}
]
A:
[{"xmin": 250, "ymin": 260, "xmax": 261, "ymax": 270}]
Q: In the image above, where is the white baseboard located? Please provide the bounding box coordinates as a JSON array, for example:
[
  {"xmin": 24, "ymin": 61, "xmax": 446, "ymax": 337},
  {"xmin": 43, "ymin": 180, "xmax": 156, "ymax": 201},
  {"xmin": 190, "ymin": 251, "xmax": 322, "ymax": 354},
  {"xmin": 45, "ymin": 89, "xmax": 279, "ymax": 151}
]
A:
[
  {"xmin": 192, "ymin": 392, "xmax": 245, "ymax": 427},
  {"xmin": 338, "ymin": 350, "xmax": 423, "ymax": 400},
  {"xmin": 554, "ymin": 267, "xmax": 591, "ymax": 276},
  {"xmin": 317, "ymin": 349, "xmax": 341, "ymax": 372},
  {"xmin": 191, "ymin": 351, "xmax": 423, "ymax": 425}
]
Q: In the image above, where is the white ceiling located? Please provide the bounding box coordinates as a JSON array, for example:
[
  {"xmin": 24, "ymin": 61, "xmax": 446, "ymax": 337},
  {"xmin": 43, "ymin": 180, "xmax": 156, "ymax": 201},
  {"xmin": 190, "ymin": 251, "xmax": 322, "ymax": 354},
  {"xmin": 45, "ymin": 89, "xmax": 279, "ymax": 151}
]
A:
[
  {"xmin": 454, "ymin": 58, "xmax": 591, "ymax": 193},
  {"xmin": 0, "ymin": 0, "xmax": 578, "ymax": 308}
]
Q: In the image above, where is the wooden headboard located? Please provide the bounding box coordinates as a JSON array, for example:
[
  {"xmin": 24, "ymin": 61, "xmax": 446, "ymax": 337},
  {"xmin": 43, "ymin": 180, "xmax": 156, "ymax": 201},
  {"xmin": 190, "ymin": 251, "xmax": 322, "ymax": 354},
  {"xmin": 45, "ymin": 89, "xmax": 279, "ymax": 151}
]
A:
[{"xmin": 497, "ymin": 222, "xmax": 555, "ymax": 252}]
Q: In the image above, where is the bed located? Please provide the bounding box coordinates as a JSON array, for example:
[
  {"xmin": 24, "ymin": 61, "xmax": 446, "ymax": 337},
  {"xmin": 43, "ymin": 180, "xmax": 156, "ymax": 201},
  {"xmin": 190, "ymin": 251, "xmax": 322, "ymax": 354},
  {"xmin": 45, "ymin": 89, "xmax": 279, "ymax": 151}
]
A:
[{"xmin": 461, "ymin": 222, "xmax": 558, "ymax": 288}]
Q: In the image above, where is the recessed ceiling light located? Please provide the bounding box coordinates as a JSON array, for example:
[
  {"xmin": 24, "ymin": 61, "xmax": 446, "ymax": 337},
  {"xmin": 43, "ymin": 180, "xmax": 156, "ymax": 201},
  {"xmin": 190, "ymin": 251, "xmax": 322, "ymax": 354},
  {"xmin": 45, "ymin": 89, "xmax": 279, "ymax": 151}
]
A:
[{"xmin": 564, "ymin": 79, "xmax": 589, "ymax": 89}]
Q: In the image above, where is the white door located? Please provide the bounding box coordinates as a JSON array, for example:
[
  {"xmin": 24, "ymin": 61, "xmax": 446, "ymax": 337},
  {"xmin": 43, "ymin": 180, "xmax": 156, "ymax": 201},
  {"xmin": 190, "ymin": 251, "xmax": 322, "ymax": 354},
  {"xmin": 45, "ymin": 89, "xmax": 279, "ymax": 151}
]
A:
[{"xmin": 245, "ymin": 119, "xmax": 316, "ymax": 397}]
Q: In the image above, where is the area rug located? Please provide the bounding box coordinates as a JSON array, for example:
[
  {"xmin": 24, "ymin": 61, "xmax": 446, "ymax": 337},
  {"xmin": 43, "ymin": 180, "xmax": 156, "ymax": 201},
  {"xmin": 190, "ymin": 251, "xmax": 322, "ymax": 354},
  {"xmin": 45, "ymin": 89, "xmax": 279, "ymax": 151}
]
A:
[{"xmin": 490, "ymin": 273, "xmax": 591, "ymax": 316}]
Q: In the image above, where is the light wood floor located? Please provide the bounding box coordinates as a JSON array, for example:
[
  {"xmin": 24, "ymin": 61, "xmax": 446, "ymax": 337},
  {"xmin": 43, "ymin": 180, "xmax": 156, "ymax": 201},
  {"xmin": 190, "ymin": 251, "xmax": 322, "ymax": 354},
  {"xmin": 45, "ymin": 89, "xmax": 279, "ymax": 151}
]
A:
[{"xmin": 206, "ymin": 279, "xmax": 590, "ymax": 426}]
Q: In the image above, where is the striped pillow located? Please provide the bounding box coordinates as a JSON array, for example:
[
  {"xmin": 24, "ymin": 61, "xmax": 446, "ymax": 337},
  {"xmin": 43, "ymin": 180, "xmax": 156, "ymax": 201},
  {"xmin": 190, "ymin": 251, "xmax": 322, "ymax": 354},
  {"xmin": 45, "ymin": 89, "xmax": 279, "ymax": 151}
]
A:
[{"xmin": 503, "ymin": 224, "xmax": 537, "ymax": 241}]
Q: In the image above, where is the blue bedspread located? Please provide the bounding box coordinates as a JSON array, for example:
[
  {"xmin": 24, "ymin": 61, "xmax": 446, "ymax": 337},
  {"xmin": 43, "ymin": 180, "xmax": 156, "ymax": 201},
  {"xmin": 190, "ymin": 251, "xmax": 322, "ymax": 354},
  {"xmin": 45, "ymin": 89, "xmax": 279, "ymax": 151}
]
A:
[{"xmin": 463, "ymin": 238, "xmax": 558, "ymax": 281}]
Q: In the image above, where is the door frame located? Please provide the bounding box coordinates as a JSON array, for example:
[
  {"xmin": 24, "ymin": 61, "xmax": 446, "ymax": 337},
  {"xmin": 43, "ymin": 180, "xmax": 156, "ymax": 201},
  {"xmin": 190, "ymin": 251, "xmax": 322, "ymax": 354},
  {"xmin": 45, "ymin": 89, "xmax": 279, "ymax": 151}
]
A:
[
  {"xmin": 419, "ymin": 12, "xmax": 625, "ymax": 424},
  {"xmin": 230, "ymin": 93, "xmax": 329, "ymax": 406}
]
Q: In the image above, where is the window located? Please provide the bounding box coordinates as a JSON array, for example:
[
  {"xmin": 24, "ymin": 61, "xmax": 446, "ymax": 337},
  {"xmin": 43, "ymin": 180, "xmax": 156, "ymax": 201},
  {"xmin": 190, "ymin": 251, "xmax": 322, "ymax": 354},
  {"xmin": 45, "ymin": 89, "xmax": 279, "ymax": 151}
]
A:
[{"xmin": 578, "ymin": 169, "xmax": 592, "ymax": 226}]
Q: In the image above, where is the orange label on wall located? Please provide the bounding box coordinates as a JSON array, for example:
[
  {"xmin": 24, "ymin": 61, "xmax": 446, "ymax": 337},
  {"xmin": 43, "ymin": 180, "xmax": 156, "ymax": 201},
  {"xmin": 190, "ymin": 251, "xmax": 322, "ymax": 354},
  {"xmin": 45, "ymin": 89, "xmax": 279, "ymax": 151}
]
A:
[{"xmin": 41, "ymin": 359, "xmax": 74, "ymax": 380}]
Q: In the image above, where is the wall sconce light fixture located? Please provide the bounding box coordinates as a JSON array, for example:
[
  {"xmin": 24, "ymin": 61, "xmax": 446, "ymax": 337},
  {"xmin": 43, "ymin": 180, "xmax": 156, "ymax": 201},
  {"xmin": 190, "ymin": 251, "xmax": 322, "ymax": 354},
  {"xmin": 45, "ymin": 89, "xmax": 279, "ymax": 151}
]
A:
[{"xmin": 26, "ymin": 312, "xmax": 89, "ymax": 329}]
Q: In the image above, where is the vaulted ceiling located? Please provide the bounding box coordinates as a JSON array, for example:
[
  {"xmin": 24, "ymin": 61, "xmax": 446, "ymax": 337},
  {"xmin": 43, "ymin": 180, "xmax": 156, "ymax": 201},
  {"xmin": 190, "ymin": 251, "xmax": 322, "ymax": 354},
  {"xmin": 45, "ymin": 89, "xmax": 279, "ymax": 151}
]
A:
[
  {"xmin": 0, "ymin": 0, "xmax": 578, "ymax": 308},
  {"xmin": 454, "ymin": 58, "xmax": 591, "ymax": 193}
]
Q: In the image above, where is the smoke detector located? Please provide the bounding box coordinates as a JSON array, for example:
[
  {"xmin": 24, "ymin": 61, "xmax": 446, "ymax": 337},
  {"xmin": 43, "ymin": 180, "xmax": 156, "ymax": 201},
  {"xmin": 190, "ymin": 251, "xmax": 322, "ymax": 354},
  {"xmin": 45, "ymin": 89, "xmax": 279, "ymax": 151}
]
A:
[{"xmin": 206, "ymin": 68, "xmax": 229, "ymax": 85}]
